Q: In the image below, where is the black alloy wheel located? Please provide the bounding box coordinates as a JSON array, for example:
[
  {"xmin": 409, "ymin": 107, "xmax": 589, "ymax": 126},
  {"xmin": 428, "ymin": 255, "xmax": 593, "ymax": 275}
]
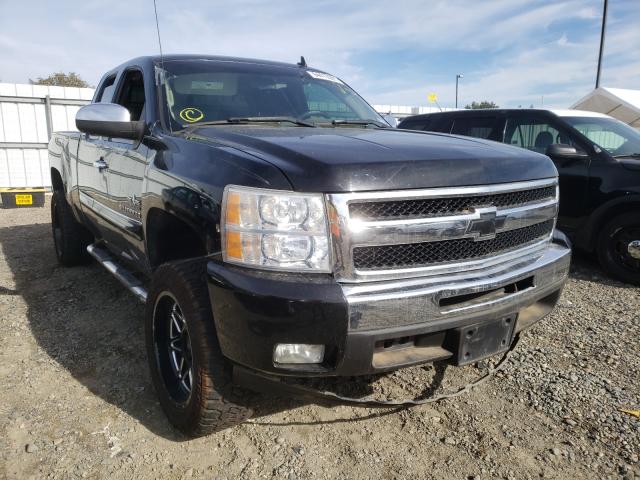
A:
[
  {"xmin": 597, "ymin": 213, "xmax": 640, "ymax": 286},
  {"xmin": 153, "ymin": 293, "xmax": 194, "ymax": 404},
  {"xmin": 145, "ymin": 260, "xmax": 253, "ymax": 436}
]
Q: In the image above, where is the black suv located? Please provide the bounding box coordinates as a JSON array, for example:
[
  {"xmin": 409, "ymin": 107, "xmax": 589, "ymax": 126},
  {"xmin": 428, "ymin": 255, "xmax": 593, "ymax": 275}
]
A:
[{"xmin": 399, "ymin": 109, "xmax": 640, "ymax": 285}]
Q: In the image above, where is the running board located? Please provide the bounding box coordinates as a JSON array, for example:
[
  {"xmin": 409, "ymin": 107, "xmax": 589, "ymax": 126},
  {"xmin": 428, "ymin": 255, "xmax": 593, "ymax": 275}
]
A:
[{"xmin": 87, "ymin": 244, "xmax": 148, "ymax": 303}]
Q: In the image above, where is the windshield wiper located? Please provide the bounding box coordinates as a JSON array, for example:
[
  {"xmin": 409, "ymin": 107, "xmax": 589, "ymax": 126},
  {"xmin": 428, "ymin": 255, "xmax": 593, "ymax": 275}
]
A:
[
  {"xmin": 185, "ymin": 117, "xmax": 316, "ymax": 128},
  {"xmin": 613, "ymin": 152, "xmax": 640, "ymax": 158},
  {"xmin": 329, "ymin": 119, "xmax": 389, "ymax": 128}
]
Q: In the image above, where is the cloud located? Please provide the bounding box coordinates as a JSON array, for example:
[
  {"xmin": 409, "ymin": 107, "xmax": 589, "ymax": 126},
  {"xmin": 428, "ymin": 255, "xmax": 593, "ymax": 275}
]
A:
[{"xmin": 0, "ymin": 0, "xmax": 637, "ymax": 109}]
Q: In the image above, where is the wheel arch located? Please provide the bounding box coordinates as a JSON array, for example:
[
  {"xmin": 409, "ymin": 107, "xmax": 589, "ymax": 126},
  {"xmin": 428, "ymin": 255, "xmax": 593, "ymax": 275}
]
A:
[
  {"xmin": 50, "ymin": 167, "xmax": 64, "ymax": 192},
  {"xmin": 577, "ymin": 195, "xmax": 640, "ymax": 252},
  {"xmin": 145, "ymin": 207, "xmax": 208, "ymax": 270}
]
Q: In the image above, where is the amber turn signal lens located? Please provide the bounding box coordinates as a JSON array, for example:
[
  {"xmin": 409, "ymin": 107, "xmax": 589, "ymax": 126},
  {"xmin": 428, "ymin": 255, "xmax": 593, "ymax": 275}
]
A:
[
  {"xmin": 225, "ymin": 191, "xmax": 241, "ymax": 226},
  {"xmin": 225, "ymin": 230, "xmax": 243, "ymax": 260}
]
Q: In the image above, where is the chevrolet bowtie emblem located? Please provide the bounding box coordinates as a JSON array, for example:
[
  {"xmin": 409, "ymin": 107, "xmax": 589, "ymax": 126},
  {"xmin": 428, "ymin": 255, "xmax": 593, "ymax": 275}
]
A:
[{"xmin": 466, "ymin": 207, "xmax": 504, "ymax": 241}]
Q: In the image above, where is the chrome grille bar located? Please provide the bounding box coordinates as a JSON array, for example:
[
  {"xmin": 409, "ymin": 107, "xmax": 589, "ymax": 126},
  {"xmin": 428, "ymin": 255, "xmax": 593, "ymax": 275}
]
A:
[
  {"xmin": 326, "ymin": 177, "xmax": 559, "ymax": 283},
  {"xmin": 347, "ymin": 198, "xmax": 558, "ymax": 246}
]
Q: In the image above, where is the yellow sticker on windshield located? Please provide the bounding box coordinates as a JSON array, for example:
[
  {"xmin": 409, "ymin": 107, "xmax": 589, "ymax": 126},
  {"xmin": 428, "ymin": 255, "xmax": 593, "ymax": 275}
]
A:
[{"xmin": 179, "ymin": 107, "xmax": 204, "ymax": 123}]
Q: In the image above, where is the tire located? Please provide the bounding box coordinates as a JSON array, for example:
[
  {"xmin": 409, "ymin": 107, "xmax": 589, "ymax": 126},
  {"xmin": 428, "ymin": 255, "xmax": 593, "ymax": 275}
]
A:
[
  {"xmin": 596, "ymin": 212, "xmax": 640, "ymax": 286},
  {"xmin": 145, "ymin": 260, "xmax": 253, "ymax": 437},
  {"xmin": 51, "ymin": 190, "xmax": 93, "ymax": 266}
]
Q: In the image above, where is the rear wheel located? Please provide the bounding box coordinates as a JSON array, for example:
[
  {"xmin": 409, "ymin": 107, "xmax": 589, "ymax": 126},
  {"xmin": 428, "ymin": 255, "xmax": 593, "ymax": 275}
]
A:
[
  {"xmin": 51, "ymin": 190, "xmax": 92, "ymax": 266},
  {"xmin": 145, "ymin": 260, "xmax": 253, "ymax": 437},
  {"xmin": 596, "ymin": 213, "xmax": 640, "ymax": 286}
]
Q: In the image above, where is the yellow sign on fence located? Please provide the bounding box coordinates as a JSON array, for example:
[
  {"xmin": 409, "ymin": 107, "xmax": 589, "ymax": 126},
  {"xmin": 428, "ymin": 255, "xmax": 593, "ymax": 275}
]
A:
[{"xmin": 15, "ymin": 194, "xmax": 33, "ymax": 205}]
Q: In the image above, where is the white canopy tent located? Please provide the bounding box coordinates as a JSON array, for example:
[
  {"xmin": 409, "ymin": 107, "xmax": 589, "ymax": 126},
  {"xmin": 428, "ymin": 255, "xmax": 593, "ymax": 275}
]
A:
[{"xmin": 571, "ymin": 87, "xmax": 640, "ymax": 129}]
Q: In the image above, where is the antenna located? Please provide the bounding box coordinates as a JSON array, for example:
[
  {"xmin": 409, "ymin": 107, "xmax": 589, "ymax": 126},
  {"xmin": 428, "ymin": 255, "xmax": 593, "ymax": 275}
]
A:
[
  {"xmin": 297, "ymin": 56, "xmax": 307, "ymax": 67},
  {"xmin": 153, "ymin": 0, "xmax": 164, "ymax": 69}
]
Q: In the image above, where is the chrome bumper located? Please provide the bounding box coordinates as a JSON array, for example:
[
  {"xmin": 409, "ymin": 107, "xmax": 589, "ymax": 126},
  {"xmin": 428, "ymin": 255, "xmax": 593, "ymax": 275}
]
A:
[{"xmin": 341, "ymin": 241, "xmax": 571, "ymax": 332}]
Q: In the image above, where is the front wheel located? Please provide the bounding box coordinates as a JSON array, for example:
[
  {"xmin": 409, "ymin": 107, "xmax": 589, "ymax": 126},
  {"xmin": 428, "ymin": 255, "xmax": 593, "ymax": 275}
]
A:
[
  {"xmin": 596, "ymin": 213, "xmax": 640, "ymax": 286},
  {"xmin": 145, "ymin": 260, "xmax": 253, "ymax": 437}
]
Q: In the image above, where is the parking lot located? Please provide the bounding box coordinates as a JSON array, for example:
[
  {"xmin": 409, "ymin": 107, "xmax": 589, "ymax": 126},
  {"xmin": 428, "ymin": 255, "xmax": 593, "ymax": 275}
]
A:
[{"xmin": 0, "ymin": 199, "xmax": 638, "ymax": 480}]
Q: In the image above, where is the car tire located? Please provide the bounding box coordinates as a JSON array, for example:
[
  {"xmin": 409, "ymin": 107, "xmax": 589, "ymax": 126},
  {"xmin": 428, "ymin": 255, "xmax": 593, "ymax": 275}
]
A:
[
  {"xmin": 51, "ymin": 190, "xmax": 93, "ymax": 266},
  {"xmin": 596, "ymin": 212, "xmax": 640, "ymax": 286},
  {"xmin": 145, "ymin": 260, "xmax": 253, "ymax": 437}
]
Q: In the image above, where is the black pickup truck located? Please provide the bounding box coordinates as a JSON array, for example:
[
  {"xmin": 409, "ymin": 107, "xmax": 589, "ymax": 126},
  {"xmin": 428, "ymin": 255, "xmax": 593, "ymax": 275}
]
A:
[{"xmin": 49, "ymin": 55, "xmax": 571, "ymax": 436}]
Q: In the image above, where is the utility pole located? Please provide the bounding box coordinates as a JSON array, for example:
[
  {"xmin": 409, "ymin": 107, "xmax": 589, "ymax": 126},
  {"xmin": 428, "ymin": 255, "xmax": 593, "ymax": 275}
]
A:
[
  {"xmin": 455, "ymin": 74, "xmax": 463, "ymax": 109},
  {"xmin": 596, "ymin": 0, "xmax": 608, "ymax": 88}
]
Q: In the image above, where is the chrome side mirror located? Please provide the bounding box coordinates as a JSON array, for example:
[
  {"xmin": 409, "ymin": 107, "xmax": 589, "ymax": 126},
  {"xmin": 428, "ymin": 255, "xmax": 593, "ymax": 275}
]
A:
[{"xmin": 76, "ymin": 103, "xmax": 145, "ymax": 141}]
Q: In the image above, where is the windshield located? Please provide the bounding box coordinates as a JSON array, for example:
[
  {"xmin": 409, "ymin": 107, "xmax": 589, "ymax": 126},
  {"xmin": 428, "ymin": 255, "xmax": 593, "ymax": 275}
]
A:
[
  {"xmin": 157, "ymin": 60, "xmax": 385, "ymax": 130},
  {"xmin": 563, "ymin": 116, "xmax": 640, "ymax": 157}
]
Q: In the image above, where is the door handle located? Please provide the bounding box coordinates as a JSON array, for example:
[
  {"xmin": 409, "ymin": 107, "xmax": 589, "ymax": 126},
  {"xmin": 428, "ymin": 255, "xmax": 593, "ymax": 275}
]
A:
[{"xmin": 93, "ymin": 158, "xmax": 109, "ymax": 172}]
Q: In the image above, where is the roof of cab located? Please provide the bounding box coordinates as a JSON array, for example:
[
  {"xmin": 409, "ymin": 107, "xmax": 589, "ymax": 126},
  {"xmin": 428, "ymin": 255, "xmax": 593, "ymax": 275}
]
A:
[
  {"xmin": 549, "ymin": 109, "xmax": 611, "ymax": 118},
  {"xmin": 399, "ymin": 108, "xmax": 612, "ymax": 122},
  {"xmin": 124, "ymin": 54, "xmax": 304, "ymax": 69}
]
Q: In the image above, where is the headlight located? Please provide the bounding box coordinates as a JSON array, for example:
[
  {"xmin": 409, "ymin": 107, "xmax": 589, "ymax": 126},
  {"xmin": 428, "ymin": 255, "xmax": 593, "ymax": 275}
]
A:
[{"xmin": 221, "ymin": 185, "xmax": 331, "ymax": 272}]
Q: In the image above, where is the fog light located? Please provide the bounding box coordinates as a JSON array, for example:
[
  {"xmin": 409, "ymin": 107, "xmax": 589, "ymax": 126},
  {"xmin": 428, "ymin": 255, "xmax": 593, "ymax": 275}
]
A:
[{"xmin": 273, "ymin": 344, "xmax": 325, "ymax": 364}]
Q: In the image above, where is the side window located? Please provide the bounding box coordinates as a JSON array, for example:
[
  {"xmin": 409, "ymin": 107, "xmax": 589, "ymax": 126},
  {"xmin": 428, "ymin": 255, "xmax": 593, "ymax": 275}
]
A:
[
  {"xmin": 572, "ymin": 123, "xmax": 626, "ymax": 151},
  {"xmin": 451, "ymin": 117, "xmax": 498, "ymax": 139},
  {"xmin": 504, "ymin": 117, "xmax": 573, "ymax": 154},
  {"xmin": 115, "ymin": 69, "xmax": 146, "ymax": 121},
  {"xmin": 95, "ymin": 75, "xmax": 117, "ymax": 103},
  {"xmin": 399, "ymin": 119, "xmax": 429, "ymax": 131}
]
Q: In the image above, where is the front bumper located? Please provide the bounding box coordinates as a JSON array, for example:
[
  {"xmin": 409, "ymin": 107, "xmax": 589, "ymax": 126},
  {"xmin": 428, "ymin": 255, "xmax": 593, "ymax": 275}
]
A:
[{"xmin": 207, "ymin": 234, "xmax": 571, "ymax": 377}]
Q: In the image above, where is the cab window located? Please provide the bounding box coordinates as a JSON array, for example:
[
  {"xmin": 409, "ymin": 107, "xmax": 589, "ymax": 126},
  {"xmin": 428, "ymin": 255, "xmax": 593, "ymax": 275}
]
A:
[
  {"xmin": 115, "ymin": 69, "xmax": 146, "ymax": 121},
  {"xmin": 570, "ymin": 122, "xmax": 626, "ymax": 151},
  {"xmin": 95, "ymin": 74, "xmax": 117, "ymax": 103},
  {"xmin": 504, "ymin": 117, "xmax": 574, "ymax": 154},
  {"xmin": 399, "ymin": 118, "xmax": 431, "ymax": 131},
  {"xmin": 451, "ymin": 116, "xmax": 500, "ymax": 140}
]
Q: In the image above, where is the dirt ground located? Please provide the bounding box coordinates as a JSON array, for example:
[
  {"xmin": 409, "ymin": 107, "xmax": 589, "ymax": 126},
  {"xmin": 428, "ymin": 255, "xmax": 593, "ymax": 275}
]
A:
[{"xmin": 1, "ymin": 198, "xmax": 638, "ymax": 480}]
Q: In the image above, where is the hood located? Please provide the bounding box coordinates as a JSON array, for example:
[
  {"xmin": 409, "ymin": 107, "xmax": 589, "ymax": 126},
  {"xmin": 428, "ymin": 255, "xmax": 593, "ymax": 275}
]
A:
[{"xmin": 184, "ymin": 126, "xmax": 557, "ymax": 192}]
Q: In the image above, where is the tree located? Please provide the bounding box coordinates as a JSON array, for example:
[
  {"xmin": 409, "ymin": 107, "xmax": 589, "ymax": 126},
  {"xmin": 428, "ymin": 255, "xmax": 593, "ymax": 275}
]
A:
[
  {"xmin": 465, "ymin": 100, "xmax": 499, "ymax": 109},
  {"xmin": 30, "ymin": 72, "xmax": 90, "ymax": 88}
]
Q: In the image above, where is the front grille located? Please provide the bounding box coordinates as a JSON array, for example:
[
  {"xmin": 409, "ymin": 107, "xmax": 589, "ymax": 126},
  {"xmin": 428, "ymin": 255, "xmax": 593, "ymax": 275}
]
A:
[
  {"xmin": 353, "ymin": 219, "xmax": 554, "ymax": 270},
  {"xmin": 349, "ymin": 185, "xmax": 555, "ymax": 220}
]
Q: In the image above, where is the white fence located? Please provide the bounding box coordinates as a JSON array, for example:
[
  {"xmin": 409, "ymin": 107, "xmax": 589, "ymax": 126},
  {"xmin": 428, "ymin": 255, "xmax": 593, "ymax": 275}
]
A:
[
  {"xmin": 373, "ymin": 104, "xmax": 458, "ymax": 119},
  {"xmin": 0, "ymin": 83, "xmax": 95, "ymax": 188}
]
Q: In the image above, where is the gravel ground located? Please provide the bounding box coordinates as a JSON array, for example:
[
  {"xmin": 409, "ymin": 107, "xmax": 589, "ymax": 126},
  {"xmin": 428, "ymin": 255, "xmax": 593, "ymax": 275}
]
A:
[{"xmin": 1, "ymin": 198, "xmax": 638, "ymax": 480}]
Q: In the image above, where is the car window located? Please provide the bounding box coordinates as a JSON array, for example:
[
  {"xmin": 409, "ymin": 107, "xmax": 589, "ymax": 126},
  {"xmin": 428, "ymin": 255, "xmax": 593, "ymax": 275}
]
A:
[
  {"xmin": 160, "ymin": 60, "xmax": 383, "ymax": 130},
  {"xmin": 504, "ymin": 117, "xmax": 573, "ymax": 154},
  {"xmin": 575, "ymin": 125, "xmax": 625, "ymax": 150},
  {"xmin": 115, "ymin": 70, "xmax": 146, "ymax": 121},
  {"xmin": 399, "ymin": 119, "xmax": 430, "ymax": 131},
  {"xmin": 96, "ymin": 75, "xmax": 117, "ymax": 103},
  {"xmin": 451, "ymin": 117, "xmax": 498, "ymax": 139}
]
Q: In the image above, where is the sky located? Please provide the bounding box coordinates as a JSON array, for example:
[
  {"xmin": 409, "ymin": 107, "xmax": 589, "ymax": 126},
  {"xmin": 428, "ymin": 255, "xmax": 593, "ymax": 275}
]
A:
[{"xmin": 0, "ymin": 0, "xmax": 638, "ymax": 109}]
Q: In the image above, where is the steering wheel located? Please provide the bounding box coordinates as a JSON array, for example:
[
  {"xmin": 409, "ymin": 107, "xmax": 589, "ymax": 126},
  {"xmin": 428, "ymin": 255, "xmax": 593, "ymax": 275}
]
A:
[{"xmin": 300, "ymin": 111, "xmax": 332, "ymax": 120}]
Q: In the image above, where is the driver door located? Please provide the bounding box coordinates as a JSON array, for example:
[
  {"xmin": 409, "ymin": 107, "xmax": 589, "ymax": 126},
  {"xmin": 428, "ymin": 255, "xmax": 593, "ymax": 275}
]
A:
[
  {"xmin": 100, "ymin": 68, "xmax": 150, "ymax": 267},
  {"xmin": 504, "ymin": 113, "xmax": 591, "ymax": 232}
]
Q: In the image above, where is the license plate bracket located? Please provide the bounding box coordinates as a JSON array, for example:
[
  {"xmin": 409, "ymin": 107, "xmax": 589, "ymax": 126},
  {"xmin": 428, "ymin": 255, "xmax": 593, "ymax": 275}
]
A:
[{"xmin": 451, "ymin": 317, "xmax": 516, "ymax": 366}]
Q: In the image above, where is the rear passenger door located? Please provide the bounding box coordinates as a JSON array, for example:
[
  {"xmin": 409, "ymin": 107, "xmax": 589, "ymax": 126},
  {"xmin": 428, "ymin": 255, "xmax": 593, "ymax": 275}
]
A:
[
  {"xmin": 503, "ymin": 113, "xmax": 590, "ymax": 231},
  {"xmin": 77, "ymin": 73, "xmax": 118, "ymax": 239}
]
